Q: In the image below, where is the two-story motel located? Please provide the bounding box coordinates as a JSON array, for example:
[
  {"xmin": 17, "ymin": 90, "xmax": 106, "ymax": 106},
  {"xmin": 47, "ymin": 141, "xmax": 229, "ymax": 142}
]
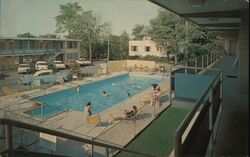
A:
[{"xmin": 0, "ymin": 37, "xmax": 81, "ymax": 70}]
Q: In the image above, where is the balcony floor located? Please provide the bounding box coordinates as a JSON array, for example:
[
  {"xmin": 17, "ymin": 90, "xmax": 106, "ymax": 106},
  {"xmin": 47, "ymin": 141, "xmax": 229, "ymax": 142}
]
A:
[{"xmin": 212, "ymin": 56, "xmax": 249, "ymax": 156}]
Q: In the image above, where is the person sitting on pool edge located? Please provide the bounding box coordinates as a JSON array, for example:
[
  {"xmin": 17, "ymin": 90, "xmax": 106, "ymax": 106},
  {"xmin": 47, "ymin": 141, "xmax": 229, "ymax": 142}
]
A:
[
  {"xmin": 76, "ymin": 85, "xmax": 80, "ymax": 92},
  {"xmin": 84, "ymin": 102, "xmax": 92, "ymax": 116}
]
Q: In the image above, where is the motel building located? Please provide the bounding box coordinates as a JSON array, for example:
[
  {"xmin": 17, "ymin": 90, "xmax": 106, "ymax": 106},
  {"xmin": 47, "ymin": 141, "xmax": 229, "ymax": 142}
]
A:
[
  {"xmin": 129, "ymin": 37, "xmax": 167, "ymax": 57},
  {"xmin": 0, "ymin": 37, "xmax": 81, "ymax": 70}
]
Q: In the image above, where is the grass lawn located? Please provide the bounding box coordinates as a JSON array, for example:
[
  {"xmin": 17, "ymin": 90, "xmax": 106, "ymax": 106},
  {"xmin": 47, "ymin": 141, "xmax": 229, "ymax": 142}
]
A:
[{"xmin": 117, "ymin": 106, "xmax": 190, "ymax": 157}]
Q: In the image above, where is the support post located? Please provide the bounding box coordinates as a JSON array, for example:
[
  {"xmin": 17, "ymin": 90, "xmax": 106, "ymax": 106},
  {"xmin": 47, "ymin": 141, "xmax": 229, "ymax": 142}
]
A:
[
  {"xmin": 105, "ymin": 147, "xmax": 109, "ymax": 157},
  {"xmin": 169, "ymin": 66, "xmax": 172, "ymax": 105},
  {"xmin": 5, "ymin": 125, "xmax": 13, "ymax": 157},
  {"xmin": 209, "ymin": 88, "xmax": 214, "ymax": 143},
  {"xmin": 195, "ymin": 58, "xmax": 197, "ymax": 74},
  {"xmin": 185, "ymin": 61, "xmax": 187, "ymax": 74}
]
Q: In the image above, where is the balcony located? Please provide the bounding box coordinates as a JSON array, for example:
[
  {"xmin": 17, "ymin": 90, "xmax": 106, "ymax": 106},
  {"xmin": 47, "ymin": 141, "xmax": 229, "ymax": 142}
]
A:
[{"xmin": 0, "ymin": 48, "xmax": 64, "ymax": 57}]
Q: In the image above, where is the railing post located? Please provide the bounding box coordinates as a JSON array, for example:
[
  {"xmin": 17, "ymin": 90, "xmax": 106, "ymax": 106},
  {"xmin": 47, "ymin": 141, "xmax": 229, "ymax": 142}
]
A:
[
  {"xmin": 220, "ymin": 71, "xmax": 223, "ymax": 104},
  {"xmin": 185, "ymin": 61, "xmax": 187, "ymax": 74},
  {"xmin": 169, "ymin": 66, "xmax": 172, "ymax": 105},
  {"xmin": 207, "ymin": 54, "xmax": 209, "ymax": 67},
  {"xmin": 175, "ymin": 132, "xmax": 181, "ymax": 157},
  {"xmin": 201, "ymin": 56, "xmax": 204, "ymax": 73},
  {"xmin": 5, "ymin": 125, "xmax": 13, "ymax": 157},
  {"xmin": 195, "ymin": 58, "xmax": 197, "ymax": 74},
  {"xmin": 105, "ymin": 147, "xmax": 109, "ymax": 157},
  {"xmin": 209, "ymin": 88, "xmax": 214, "ymax": 143},
  {"xmin": 210, "ymin": 53, "xmax": 213, "ymax": 64}
]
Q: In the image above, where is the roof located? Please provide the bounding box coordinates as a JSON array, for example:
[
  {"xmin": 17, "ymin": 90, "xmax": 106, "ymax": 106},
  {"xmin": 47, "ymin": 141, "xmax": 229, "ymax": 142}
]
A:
[
  {"xmin": 33, "ymin": 69, "xmax": 53, "ymax": 76},
  {"xmin": 0, "ymin": 37, "xmax": 81, "ymax": 41},
  {"xmin": 149, "ymin": 0, "xmax": 249, "ymax": 39}
]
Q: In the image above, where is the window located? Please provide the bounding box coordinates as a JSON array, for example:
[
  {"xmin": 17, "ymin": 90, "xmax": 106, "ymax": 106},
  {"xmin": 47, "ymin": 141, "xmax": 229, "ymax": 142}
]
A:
[
  {"xmin": 145, "ymin": 46, "xmax": 151, "ymax": 52},
  {"xmin": 67, "ymin": 41, "xmax": 77, "ymax": 49},
  {"xmin": 0, "ymin": 42, "xmax": 6, "ymax": 50},
  {"xmin": 39, "ymin": 72, "xmax": 51, "ymax": 76},
  {"xmin": 131, "ymin": 46, "xmax": 138, "ymax": 52}
]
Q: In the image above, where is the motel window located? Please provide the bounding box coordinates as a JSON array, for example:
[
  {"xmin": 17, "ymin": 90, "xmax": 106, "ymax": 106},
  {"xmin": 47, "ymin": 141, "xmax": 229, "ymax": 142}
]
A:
[
  {"xmin": 67, "ymin": 41, "xmax": 77, "ymax": 49},
  {"xmin": 30, "ymin": 40, "xmax": 38, "ymax": 49},
  {"xmin": 8, "ymin": 42, "xmax": 15, "ymax": 50},
  {"xmin": 15, "ymin": 40, "xmax": 28, "ymax": 49},
  {"xmin": 0, "ymin": 42, "xmax": 6, "ymax": 50},
  {"xmin": 145, "ymin": 46, "xmax": 151, "ymax": 52},
  {"xmin": 131, "ymin": 46, "xmax": 138, "ymax": 52},
  {"xmin": 60, "ymin": 42, "xmax": 64, "ymax": 49}
]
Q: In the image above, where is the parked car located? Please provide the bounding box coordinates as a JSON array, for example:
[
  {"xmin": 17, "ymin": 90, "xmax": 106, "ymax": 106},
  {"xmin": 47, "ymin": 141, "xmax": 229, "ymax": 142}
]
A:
[
  {"xmin": 53, "ymin": 60, "xmax": 66, "ymax": 70},
  {"xmin": 35, "ymin": 61, "xmax": 48, "ymax": 71},
  {"xmin": 18, "ymin": 69, "xmax": 70, "ymax": 85},
  {"xmin": 18, "ymin": 63, "xmax": 30, "ymax": 74},
  {"xmin": 75, "ymin": 58, "xmax": 92, "ymax": 66}
]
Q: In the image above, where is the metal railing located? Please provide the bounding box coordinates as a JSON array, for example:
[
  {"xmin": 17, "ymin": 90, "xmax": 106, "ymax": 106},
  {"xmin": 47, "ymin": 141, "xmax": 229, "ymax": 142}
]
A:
[
  {"xmin": 0, "ymin": 118, "xmax": 156, "ymax": 157},
  {"xmin": 173, "ymin": 65, "xmax": 223, "ymax": 157}
]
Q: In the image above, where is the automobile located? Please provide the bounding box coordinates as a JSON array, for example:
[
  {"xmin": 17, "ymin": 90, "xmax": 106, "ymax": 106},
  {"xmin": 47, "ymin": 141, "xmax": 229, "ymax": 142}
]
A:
[
  {"xmin": 35, "ymin": 61, "xmax": 48, "ymax": 71},
  {"xmin": 17, "ymin": 63, "xmax": 30, "ymax": 74},
  {"xmin": 75, "ymin": 58, "xmax": 92, "ymax": 66},
  {"xmin": 53, "ymin": 60, "xmax": 66, "ymax": 70},
  {"xmin": 18, "ymin": 69, "xmax": 70, "ymax": 85}
]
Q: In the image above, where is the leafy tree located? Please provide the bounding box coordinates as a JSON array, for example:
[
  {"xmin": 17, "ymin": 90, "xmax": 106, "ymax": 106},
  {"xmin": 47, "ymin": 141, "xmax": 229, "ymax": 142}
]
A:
[
  {"xmin": 132, "ymin": 24, "xmax": 145, "ymax": 40},
  {"xmin": 73, "ymin": 11, "xmax": 107, "ymax": 61},
  {"xmin": 39, "ymin": 34, "xmax": 58, "ymax": 38},
  {"xmin": 149, "ymin": 9, "xmax": 186, "ymax": 63},
  {"xmin": 17, "ymin": 32, "xmax": 36, "ymax": 38},
  {"xmin": 119, "ymin": 31, "xmax": 129, "ymax": 58},
  {"xmin": 55, "ymin": 2, "xmax": 82, "ymax": 37}
]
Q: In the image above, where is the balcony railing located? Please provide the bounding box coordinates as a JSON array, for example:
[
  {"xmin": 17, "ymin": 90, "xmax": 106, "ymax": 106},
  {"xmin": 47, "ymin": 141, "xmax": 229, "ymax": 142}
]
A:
[
  {"xmin": 0, "ymin": 116, "xmax": 156, "ymax": 157},
  {"xmin": 173, "ymin": 66, "xmax": 223, "ymax": 157},
  {"xmin": 0, "ymin": 48, "xmax": 65, "ymax": 56}
]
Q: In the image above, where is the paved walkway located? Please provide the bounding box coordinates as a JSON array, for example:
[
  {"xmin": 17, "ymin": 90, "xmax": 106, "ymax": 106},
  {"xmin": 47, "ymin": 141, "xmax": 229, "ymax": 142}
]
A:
[{"xmin": 211, "ymin": 56, "xmax": 249, "ymax": 156}]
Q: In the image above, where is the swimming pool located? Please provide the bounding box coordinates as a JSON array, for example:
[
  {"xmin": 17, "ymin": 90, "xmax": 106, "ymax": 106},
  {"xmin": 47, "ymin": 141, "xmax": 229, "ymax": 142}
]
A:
[{"xmin": 27, "ymin": 73, "xmax": 161, "ymax": 118}]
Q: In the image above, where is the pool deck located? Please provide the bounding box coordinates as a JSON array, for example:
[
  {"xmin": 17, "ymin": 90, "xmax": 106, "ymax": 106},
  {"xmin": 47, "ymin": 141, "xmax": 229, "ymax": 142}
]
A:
[{"xmin": 0, "ymin": 71, "xmax": 171, "ymax": 148}]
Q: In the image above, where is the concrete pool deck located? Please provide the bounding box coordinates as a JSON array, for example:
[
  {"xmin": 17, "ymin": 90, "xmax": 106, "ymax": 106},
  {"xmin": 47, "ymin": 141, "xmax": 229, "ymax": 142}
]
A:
[{"xmin": 0, "ymin": 71, "xmax": 171, "ymax": 149}]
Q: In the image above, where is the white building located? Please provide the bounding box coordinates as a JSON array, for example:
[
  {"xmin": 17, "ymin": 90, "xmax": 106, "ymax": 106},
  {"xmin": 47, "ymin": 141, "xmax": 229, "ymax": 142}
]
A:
[
  {"xmin": 0, "ymin": 0, "xmax": 16, "ymax": 37},
  {"xmin": 129, "ymin": 37, "xmax": 166, "ymax": 57}
]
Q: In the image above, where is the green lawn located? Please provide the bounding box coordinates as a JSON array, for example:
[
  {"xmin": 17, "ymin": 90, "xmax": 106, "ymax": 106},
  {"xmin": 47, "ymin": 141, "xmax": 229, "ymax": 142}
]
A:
[{"xmin": 118, "ymin": 106, "xmax": 190, "ymax": 157}]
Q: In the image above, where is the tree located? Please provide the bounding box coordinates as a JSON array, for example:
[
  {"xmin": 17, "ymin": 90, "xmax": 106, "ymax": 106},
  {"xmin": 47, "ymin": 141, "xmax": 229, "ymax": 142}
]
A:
[
  {"xmin": 132, "ymin": 24, "xmax": 145, "ymax": 40},
  {"xmin": 119, "ymin": 31, "xmax": 129, "ymax": 59},
  {"xmin": 55, "ymin": 2, "xmax": 82, "ymax": 38},
  {"xmin": 149, "ymin": 9, "xmax": 186, "ymax": 63},
  {"xmin": 39, "ymin": 34, "xmax": 58, "ymax": 38},
  {"xmin": 17, "ymin": 32, "xmax": 36, "ymax": 38},
  {"xmin": 73, "ymin": 11, "xmax": 106, "ymax": 61}
]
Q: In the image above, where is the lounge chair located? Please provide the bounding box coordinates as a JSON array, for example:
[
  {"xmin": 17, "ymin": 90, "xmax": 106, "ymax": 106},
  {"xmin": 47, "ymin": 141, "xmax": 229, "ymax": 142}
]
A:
[
  {"xmin": 87, "ymin": 115, "xmax": 101, "ymax": 126},
  {"xmin": 140, "ymin": 90, "xmax": 168, "ymax": 105},
  {"xmin": 108, "ymin": 107, "xmax": 144, "ymax": 123}
]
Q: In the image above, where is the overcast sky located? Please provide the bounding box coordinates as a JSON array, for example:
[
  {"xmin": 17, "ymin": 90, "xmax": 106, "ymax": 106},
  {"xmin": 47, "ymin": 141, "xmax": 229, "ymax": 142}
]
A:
[{"xmin": 16, "ymin": 0, "xmax": 161, "ymax": 37}]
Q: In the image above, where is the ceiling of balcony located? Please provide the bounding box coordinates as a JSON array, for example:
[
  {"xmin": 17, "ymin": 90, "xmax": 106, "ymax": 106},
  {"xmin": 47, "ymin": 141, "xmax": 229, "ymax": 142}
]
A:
[{"xmin": 149, "ymin": 0, "xmax": 249, "ymax": 39}]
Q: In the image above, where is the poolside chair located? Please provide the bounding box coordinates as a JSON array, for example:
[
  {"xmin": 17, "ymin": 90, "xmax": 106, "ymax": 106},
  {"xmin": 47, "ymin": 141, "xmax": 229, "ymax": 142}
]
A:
[
  {"xmin": 87, "ymin": 115, "xmax": 101, "ymax": 126},
  {"xmin": 140, "ymin": 94, "xmax": 152, "ymax": 105},
  {"xmin": 108, "ymin": 107, "xmax": 144, "ymax": 123}
]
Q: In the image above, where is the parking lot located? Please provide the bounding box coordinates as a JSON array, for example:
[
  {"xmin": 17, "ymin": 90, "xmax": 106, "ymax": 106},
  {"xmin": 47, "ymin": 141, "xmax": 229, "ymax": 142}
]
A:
[{"xmin": 0, "ymin": 64, "xmax": 101, "ymax": 96}]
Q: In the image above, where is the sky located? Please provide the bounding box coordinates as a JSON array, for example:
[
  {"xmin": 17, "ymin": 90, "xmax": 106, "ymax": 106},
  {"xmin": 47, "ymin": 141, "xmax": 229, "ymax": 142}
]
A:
[{"xmin": 15, "ymin": 0, "xmax": 161, "ymax": 38}]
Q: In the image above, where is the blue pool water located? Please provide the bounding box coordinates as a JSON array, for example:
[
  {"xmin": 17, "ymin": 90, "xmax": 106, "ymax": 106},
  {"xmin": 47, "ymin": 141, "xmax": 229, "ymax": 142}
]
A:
[{"xmin": 27, "ymin": 74, "xmax": 161, "ymax": 118}]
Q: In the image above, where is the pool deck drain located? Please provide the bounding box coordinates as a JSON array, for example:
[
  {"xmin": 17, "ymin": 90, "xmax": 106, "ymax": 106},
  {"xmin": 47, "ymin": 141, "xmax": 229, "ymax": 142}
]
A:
[{"xmin": 0, "ymin": 71, "xmax": 171, "ymax": 148}]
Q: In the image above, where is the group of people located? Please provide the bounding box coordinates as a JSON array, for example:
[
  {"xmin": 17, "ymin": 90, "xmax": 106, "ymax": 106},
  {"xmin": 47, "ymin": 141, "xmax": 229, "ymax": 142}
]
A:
[{"xmin": 80, "ymin": 82, "xmax": 162, "ymax": 123}]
